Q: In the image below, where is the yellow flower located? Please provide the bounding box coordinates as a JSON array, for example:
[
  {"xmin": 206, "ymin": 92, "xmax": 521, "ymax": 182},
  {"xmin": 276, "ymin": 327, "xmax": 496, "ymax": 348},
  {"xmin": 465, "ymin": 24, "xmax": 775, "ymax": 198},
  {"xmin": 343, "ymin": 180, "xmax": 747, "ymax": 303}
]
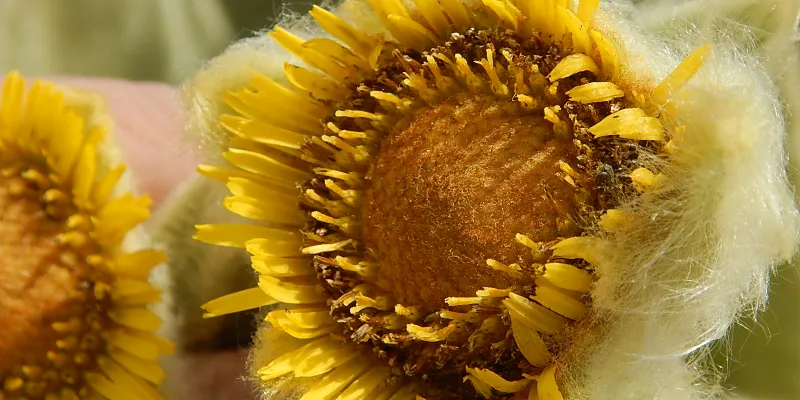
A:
[
  {"xmin": 191, "ymin": 0, "xmax": 797, "ymax": 399},
  {"xmin": 0, "ymin": 72, "xmax": 172, "ymax": 400}
]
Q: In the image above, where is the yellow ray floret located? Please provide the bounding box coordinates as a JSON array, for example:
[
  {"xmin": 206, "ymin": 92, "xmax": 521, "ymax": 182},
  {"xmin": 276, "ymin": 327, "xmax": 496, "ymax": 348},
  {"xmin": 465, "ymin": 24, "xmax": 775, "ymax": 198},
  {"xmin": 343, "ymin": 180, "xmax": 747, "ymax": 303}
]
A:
[
  {"xmin": 542, "ymin": 263, "xmax": 593, "ymax": 292},
  {"xmin": 508, "ymin": 311, "xmax": 552, "ymax": 367},
  {"xmin": 258, "ymin": 276, "xmax": 327, "ymax": 304},
  {"xmin": 536, "ymin": 365, "xmax": 565, "ymax": 400},
  {"xmin": 577, "ymin": 0, "xmax": 600, "ymax": 23},
  {"xmin": 589, "ymin": 108, "xmax": 666, "ymax": 141},
  {"xmin": 548, "ymin": 54, "xmax": 600, "ymax": 82},
  {"xmin": 566, "ymin": 82, "xmax": 624, "ymax": 103},
  {"xmin": 551, "ymin": 236, "xmax": 609, "ymax": 268},
  {"xmin": 299, "ymin": 358, "xmax": 373, "ymax": 400},
  {"xmin": 598, "ymin": 209, "xmax": 627, "ymax": 232},
  {"xmin": 629, "ymin": 167, "xmax": 667, "ymax": 192},
  {"xmin": 466, "ymin": 367, "xmax": 531, "ymax": 393},
  {"xmin": 555, "ymin": 6, "xmax": 591, "ymax": 54},
  {"xmin": 651, "ymin": 44, "xmax": 712, "ymax": 108},
  {"xmin": 503, "ymin": 293, "xmax": 568, "ymax": 335},
  {"xmin": 589, "ymin": 30, "xmax": 620, "ymax": 78},
  {"xmin": 533, "ymin": 286, "xmax": 588, "ymax": 320},
  {"xmin": 201, "ymin": 287, "xmax": 278, "ymax": 318},
  {"xmin": 406, "ymin": 323, "xmax": 458, "ymax": 342}
]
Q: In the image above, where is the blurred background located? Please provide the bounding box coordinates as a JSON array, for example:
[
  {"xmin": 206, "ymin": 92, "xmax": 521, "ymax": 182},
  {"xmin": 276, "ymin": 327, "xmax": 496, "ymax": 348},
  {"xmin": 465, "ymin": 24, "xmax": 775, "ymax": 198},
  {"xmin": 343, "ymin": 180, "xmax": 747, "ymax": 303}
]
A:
[{"xmin": 0, "ymin": 0, "xmax": 317, "ymax": 84}]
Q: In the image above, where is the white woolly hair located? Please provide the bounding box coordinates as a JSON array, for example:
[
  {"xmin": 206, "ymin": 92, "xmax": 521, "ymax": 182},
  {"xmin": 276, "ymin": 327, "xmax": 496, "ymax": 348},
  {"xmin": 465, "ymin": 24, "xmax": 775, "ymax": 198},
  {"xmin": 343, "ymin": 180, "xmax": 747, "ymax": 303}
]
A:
[{"xmin": 182, "ymin": 0, "xmax": 800, "ymax": 399}]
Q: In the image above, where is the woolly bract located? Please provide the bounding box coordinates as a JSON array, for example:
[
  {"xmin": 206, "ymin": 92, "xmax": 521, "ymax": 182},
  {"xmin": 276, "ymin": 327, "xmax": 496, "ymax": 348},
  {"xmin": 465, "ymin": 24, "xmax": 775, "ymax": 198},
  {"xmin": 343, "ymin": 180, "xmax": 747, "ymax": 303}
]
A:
[{"xmin": 184, "ymin": 0, "xmax": 799, "ymax": 398}]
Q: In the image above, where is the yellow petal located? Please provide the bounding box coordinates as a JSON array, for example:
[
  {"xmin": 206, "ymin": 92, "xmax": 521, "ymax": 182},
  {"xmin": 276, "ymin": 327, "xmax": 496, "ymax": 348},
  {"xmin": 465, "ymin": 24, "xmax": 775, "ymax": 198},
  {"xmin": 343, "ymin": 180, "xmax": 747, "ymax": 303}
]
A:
[
  {"xmin": 406, "ymin": 323, "xmax": 458, "ymax": 342},
  {"xmin": 577, "ymin": 0, "xmax": 600, "ymax": 23},
  {"xmin": 258, "ymin": 276, "xmax": 326, "ymax": 304},
  {"xmin": 109, "ymin": 349, "xmax": 165, "ymax": 385},
  {"xmin": 548, "ymin": 54, "xmax": 599, "ymax": 81},
  {"xmin": 466, "ymin": 367, "xmax": 531, "ymax": 393},
  {"xmin": 629, "ymin": 167, "xmax": 667, "ymax": 192},
  {"xmin": 651, "ymin": 44, "xmax": 712, "ymax": 107},
  {"xmin": 386, "ymin": 14, "xmax": 438, "ymax": 50},
  {"xmin": 509, "ymin": 315, "xmax": 551, "ymax": 367},
  {"xmin": 96, "ymin": 357, "xmax": 163, "ymax": 400},
  {"xmin": 284, "ymin": 63, "xmax": 347, "ymax": 101},
  {"xmin": 109, "ymin": 308, "xmax": 162, "ymax": 331},
  {"xmin": 336, "ymin": 366, "xmax": 391, "ymax": 400},
  {"xmin": 550, "ymin": 236, "xmax": 607, "ymax": 267},
  {"xmin": 107, "ymin": 331, "xmax": 160, "ymax": 360},
  {"xmin": 589, "ymin": 108, "xmax": 666, "ymax": 141},
  {"xmin": 194, "ymin": 224, "xmax": 301, "ymax": 249},
  {"xmin": 533, "ymin": 286, "xmax": 588, "ymax": 320},
  {"xmin": 439, "ymin": 0, "xmax": 471, "ymax": 31},
  {"xmin": 598, "ymin": 209, "xmax": 627, "ymax": 232},
  {"xmin": 72, "ymin": 143, "xmax": 96, "ymax": 207},
  {"xmin": 252, "ymin": 256, "xmax": 315, "ymax": 277},
  {"xmin": 269, "ymin": 27, "xmax": 355, "ymax": 83},
  {"xmin": 309, "ymin": 6, "xmax": 374, "ymax": 58},
  {"xmin": 221, "ymin": 115, "xmax": 307, "ymax": 150},
  {"xmin": 201, "ymin": 287, "xmax": 278, "ymax": 318},
  {"xmin": 293, "ymin": 339, "xmax": 358, "ymax": 377},
  {"xmin": 412, "ymin": 0, "xmax": 451, "ymax": 38},
  {"xmin": 0, "ymin": 71, "xmax": 25, "ymax": 133},
  {"xmin": 283, "ymin": 308, "xmax": 333, "ymax": 329},
  {"xmin": 224, "ymin": 148, "xmax": 308, "ymax": 184},
  {"xmin": 257, "ymin": 340, "xmax": 318, "ymax": 380},
  {"xmin": 299, "ymin": 358, "xmax": 372, "ymax": 400},
  {"xmin": 223, "ymin": 195, "xmax": 303, "ymax": 225},
  {"xmin": 85, "ymin": 372, "xmax": 139, "ymax": 400},
  {"xmin": 543, "ymin": 263, "xmax": 593, "ymax": 292},
  {"xmin": 589, "ymin": 30, "xmax": 620, "ymax": 78},
  {"xmin": 267, "ymin": 310, "xmax": 337, "ymax": 339},
  {"xmin": 566, "ymin": 82, "xmax": 624, "ymax": 103},
  {"xmin": 93, "ymin": 165, "xmax": 126, "ymax": 206},
  {"xmin": 111, "ymin": 249, "xmax": 166, "ymax": 278},
  {"xmin": 503, "ymin": 292, "xmax": 568, "ymax": 335},
  {"xmin": 537, "ymin": 365, "xmax": 564, "ymax": 400},
  {"xmin": 554, "ymin": 6, "xmax": 591, "ymax": 55}
]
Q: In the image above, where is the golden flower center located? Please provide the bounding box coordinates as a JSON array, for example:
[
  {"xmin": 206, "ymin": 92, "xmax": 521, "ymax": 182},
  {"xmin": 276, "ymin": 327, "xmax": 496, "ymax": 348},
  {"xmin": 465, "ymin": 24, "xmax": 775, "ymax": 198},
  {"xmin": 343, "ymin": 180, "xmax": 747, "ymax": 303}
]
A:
[
  {"xmin": 0, "ymin": 168, "xmax": 111, "ymax": 398},
  {"xmin": 0, "ymin": 174, "xmax": 70, "ymax": 371},
  {"xmin": 363, "ymin": 94, "xmax": 580, "ymax": 311}
]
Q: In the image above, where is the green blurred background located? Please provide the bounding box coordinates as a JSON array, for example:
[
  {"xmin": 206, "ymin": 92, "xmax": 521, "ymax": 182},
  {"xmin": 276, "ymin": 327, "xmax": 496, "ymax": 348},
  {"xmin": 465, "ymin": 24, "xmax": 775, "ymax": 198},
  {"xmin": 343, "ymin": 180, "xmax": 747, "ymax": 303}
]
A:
[{"xmin": 0, "ymin": 0, "xmax": 317, "ymax": 84}]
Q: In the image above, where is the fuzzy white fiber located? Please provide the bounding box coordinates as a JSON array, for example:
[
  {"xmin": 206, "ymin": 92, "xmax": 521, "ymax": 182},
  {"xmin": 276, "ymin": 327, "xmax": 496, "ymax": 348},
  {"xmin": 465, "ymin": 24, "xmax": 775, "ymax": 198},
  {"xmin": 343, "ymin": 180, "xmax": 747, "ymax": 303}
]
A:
[{"xmin": 182, "ymin": 0, "xmax": 800, "ymax": 398}]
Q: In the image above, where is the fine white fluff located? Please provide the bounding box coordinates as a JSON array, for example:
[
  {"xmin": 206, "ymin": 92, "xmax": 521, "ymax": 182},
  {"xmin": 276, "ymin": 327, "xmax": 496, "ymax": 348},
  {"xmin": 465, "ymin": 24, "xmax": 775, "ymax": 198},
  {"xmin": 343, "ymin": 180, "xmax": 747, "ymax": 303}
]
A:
[
  {"xmin": 182, "ymin": 1, "xmax": 800, "ymax": 399},
  {"xmin": 182, "ymin": 33, "xmax": 286, "ymax": 160}
]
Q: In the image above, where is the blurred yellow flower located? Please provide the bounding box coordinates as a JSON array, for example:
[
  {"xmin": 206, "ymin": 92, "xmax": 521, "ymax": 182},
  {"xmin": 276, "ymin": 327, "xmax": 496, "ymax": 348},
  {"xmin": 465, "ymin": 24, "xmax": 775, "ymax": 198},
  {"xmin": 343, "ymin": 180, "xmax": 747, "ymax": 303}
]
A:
[{"xmin": 0, "ymin": 72, "xmax": 172, "ymax": 400}]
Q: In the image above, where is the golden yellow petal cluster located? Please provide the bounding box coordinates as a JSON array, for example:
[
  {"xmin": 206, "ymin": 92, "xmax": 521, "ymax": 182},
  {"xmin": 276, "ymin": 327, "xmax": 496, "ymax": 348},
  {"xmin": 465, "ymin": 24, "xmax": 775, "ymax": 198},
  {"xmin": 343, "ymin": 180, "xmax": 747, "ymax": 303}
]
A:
[
  {"xmin": 0, "ymin": 72, "xmax": 172, "ymax": 400},
  {"xmin": 195, "ymin": 0, "xmax": 710, "ymax": 398}
]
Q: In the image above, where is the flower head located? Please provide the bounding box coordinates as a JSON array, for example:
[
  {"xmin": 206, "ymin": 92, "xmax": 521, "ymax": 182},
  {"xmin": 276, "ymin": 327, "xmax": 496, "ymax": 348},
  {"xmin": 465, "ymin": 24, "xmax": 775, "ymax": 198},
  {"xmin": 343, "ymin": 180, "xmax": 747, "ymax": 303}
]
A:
[
  {"xmin": 0, "ymin": 72, "xmax": 172, "ymax": 400},
  {"xmin": 191, "ymin": 0, "xmax": 798, "ymax": 398}
]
